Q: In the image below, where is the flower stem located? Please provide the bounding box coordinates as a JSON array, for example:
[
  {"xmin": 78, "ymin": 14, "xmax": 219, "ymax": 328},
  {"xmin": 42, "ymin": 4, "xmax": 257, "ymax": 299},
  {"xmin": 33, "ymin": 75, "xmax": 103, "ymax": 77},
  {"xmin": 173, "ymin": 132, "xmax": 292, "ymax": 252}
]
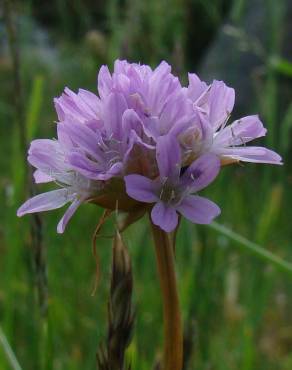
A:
[{"xmin": 150, "ymin": 221, "xmax": 183, "ymax": 370}]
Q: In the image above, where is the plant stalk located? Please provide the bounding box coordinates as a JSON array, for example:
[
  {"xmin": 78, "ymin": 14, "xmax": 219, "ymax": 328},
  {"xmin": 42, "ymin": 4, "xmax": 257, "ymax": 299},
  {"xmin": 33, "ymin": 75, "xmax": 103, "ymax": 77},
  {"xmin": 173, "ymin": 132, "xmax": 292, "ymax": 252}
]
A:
[{"xmin": 150, "ymin": 221, "xmax": 183, "ymax": 370}]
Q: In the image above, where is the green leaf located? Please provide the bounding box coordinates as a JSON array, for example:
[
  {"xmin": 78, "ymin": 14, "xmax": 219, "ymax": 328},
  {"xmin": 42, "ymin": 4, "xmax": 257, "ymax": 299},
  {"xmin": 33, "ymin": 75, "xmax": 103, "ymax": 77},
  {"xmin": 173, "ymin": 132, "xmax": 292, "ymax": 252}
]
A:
[
  {"xmin": 208, "ymin": 222, "xmax": 292, "ymax": 275},
  {"xmin": 26, "ymin": 75, "xmax": 44, "ymax": 141},
  {"xmin": 270, "ymin": 56, "xmax": 292, "ymax": 78},
  {"xmin": 0, "ymin": 325, "xmax": 23, "ymax": 370}
]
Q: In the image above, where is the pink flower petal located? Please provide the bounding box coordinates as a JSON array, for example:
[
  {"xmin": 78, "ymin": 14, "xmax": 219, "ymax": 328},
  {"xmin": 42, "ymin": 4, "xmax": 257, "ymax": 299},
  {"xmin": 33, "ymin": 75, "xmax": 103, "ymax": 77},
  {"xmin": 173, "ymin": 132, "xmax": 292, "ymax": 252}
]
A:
[
  {"xmin": 182, "ymin": 153, "xmax": 220, "ymax": 192},
  {"xmin": 57, "ymin": 198, "xmax": 82, "ymax": 234},
  {"xmin": 156, "ymin": 134, "xmax": 181, "ymax": 180},
  {"xmin": 151, "ymin": 202, "xmax": 178, "ymax": 232},
  {"xmin": 125, "ymin": 175, "xmax": 159, "ymax": 203},
  {"xmin": 213, "ymin": 115, "xmax": 267, "ymax": 147},
  {"xmin": 17, "ymin": 189, "xmax": 70, "ymax": 217},
  {"xmin": 176, "ymin": 195, "xmax": 220, "ymax": 224},
  {"xmin": 217, "ymin": 146, "xmax": 283, "ymax": 165},
  {"xmin": 33, "ymin": 170, "xmax": 53, "ymax": 184}
]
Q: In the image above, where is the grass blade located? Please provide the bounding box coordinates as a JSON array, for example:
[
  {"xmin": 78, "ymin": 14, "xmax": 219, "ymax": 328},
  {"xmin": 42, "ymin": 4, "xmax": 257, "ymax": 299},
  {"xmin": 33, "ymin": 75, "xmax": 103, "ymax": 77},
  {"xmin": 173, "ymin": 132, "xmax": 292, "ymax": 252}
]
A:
[
  {"xmin": 0, "ymin": 325, "xmax": 23, "ymax": 370},
  {"xmin": 208, "ymin": 222, "xmax": 292, "ymax": 275}
]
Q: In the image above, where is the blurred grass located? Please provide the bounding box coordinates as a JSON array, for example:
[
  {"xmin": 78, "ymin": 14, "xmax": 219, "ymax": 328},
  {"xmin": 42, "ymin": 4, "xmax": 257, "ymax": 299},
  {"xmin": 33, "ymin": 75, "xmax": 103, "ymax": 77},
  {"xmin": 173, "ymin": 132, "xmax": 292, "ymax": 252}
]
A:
[{"xmin": 0, "ymin": 0, "xmax": 292, "ymax": 369}]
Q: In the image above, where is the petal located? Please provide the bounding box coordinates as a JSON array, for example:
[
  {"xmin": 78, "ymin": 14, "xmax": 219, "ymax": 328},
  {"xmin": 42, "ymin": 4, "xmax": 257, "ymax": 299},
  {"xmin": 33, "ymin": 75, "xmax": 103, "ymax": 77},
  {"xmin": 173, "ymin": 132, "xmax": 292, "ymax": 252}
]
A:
[
  {"xmin": 123, "ymin": 129, "xmax": 154, "ymax": 164},
  {"xmin": 176, "ymin": 195, "xmax": 220, "ymax": 224},
  {"xmin": 147, "ymin": 62, "xmax": 180, "ymax": 115},
  {"xmin": 96, "ymin": 162, "xmax": 124, "ymax": 180},
  {"xmin": 17, "ymin": 189, "xmax": 70, "ymax": 217},
  {"xmin": 57, "ymin": 123, "xmax": 74, "ymax": 149},
  {"xmin": 28, "ymin": 139, "xmax": 68, "ymax": 173},
  {"xmin": 78, "ymin": 88, "xmax": 100, "ymax": 115},
  {"xmin": 151, "ymin": 202, "xmax": 178, "ymax": 232},
  {"xmin": 97, "ymin": 65, "xmax": 112, "ymax": 99},
  {"xmin": 215, "ymin": 146, "xmax": 283, "ymax": 165},
  {"xmin": 68, "ymin": 152, "xmax": 103, "ymax": 179},
  {"xmin": 61, "ymin": 120, "xmax": 103, "ymax": 161},
  {"xmin": 213, "ymin": 115, "xmax": 267, "ymax": 147},
  {"xmin": 33, "ymin": 170, "xmax": 53, "ymax": 184},
  {"xmin": 64, "ymin": 87, "xmax": 96, "ymax": 120},
  {"xmin": 122, "ymin": 109, "xmax": 143, "ymax": 135},
  {"xmin": 57, "ymin": 198, "xmax": 82, "ymax": 233},
  {"xmin": 187, "ymin": 73, "xmax": 208, "ymax": 102},
  {"xmin": 112, "ymin": 73, "xmax": 131, "ymax": 95},
  {"xmin": 182, "ymin": 153, "xmax": 220, "ymax": 192},
  {"xmin": 159, "ymin": 92, "xmax": 188, "ymax": 135},
  {"xmin": 125, "ymin": 175, "xmax": 159, "ymax": 203},
  {"xmin": 203, "ymin": 80, "xmax": 235, "ymax": 130},
  {"xmin": 103, "ymin": 92, "xmax": 128, "ymax": 139},
  {"xmin": 114, "ymin": 59, "xmax": 128, "ymax": 74},
  {"xmin": 156, "ymin": 134, "xmax": 181, "ymax": 180},
  {"xmin": 142, "ymin": 116, "xmax": 161, "ymax": 139}
]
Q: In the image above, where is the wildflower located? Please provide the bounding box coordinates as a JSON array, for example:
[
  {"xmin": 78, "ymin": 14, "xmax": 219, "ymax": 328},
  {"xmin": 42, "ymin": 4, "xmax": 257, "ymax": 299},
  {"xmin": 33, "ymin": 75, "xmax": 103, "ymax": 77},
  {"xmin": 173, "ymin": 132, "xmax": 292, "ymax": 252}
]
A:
[
  {"xmin": 17, "ymin": 139, "xmax": 102, "ymax": 233},
  {"xmin": 18, "ymin": 60, "xmax": 281, "ymax": 234},
  {"xmin": 184, "ymin": 76, "xmax": 283, "ymax": 165},
  {"xmin": 125, "ymin": 135, "xmax": 221, "ymax": 232}
]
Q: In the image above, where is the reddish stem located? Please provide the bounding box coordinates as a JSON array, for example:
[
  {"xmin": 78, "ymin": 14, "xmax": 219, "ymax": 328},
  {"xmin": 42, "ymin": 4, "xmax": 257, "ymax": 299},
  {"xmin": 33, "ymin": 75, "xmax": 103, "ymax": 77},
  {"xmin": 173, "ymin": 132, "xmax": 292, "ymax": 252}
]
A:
[{"xmin": 150, "ymin": 221, "xmax": 183, "ymax": 370}]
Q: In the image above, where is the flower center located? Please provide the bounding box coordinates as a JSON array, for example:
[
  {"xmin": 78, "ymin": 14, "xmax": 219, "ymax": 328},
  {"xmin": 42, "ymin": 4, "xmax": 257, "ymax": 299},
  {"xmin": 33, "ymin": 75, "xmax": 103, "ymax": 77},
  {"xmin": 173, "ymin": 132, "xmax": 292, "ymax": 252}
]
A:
[{"xmin": 159, "ymin": 181, "xmax": 178, "ymax": 204}]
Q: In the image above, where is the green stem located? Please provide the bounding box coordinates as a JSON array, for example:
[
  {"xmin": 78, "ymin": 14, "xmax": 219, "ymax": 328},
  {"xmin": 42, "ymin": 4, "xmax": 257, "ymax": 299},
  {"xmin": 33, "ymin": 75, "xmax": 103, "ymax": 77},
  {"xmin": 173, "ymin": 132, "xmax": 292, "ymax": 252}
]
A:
[{"xmin": 150, "ymin": 221, "xmax": 183, "ymax": 370}]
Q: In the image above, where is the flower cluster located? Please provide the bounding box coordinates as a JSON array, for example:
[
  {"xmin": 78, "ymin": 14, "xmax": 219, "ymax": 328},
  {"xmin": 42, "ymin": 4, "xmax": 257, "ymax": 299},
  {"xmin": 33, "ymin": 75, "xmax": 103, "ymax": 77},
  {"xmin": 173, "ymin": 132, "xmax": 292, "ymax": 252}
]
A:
[{"xmin": 17, "ymin": 60, "xmax": 282, "ymax": 232}]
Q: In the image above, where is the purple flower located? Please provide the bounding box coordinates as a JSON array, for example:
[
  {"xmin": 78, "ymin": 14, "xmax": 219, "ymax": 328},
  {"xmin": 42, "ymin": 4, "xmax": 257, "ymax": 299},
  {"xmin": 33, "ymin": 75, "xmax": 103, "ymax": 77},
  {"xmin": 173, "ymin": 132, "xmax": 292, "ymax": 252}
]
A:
[
  {"xmin": 17, "ymin": 139, "xmax": 102, "ymax": 233},
  {"xmin": 18, "ymin": 60, "xmax": 282, "ymax": 234},
  {"xmin": 184, "ymin": 76, "xmax": 282, "ymax": 165},
  {"xmin": 125, "ymin": 135, "xmax": 221, "ymax": 232}
]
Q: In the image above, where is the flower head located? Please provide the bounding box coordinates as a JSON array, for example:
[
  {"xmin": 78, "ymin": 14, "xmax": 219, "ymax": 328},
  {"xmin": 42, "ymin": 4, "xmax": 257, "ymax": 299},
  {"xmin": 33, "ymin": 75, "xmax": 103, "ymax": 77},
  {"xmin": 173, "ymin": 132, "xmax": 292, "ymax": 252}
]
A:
[
  {"xmin": 18, "ymin": 60, "xmax": 282, "ymax": 233},
  {"xmin": 125, "ymin": 135, "xmax": 221, "ymax": 232},
  {"xmin": 182, "ymin": 76, "xmax": 282, "ymax": 165},
  {"xmin": 17, "ymin": 139, "xmax": 102, "ymax": 233}
]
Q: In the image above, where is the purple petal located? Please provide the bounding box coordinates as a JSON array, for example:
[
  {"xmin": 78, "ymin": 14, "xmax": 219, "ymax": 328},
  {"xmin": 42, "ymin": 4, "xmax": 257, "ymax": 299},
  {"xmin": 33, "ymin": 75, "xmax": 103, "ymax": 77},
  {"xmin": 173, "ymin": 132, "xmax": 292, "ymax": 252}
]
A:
[
  {"xmin": 142, "ymin": 116, "xmax": 161, "ymax": 139},
  {"xmin": 123, "ymin": 130, "xmax": 154, "ymax": 164},
  {"xmin": 122, "ymin": 109, "xmax": 143, "ymax": 135},
  {"xmin": 103, "ymin": 92, "xmax": 128, "ymax": 139},
  {"xmin": 61, "ymin": 120, "xmax": 103, "ymax": 161},
  {"xmin": 68, "ymin": 152, "xmax": 102, "ymax": 179},
  {"xmin": 64, "ymin": 87, "xmax": 97, "ymax": 120},
  {"xmin": 54, "ymin": 88, "xmax": 95, "ymax": 122},
  {"xmin": 156, "ymin": 134, "xmax": 181, "ymax": 180},
  {"xmin": 112, "ymin": 73, "xmax": 131, "ymax": 95},
  {"xmin": 17, "ymin": 189, "xmax": 70, "ymax": 217},
  {"xmin": 169, "ymin": 113, "xmax": 198, "ymax": 138},
  {"xmin": 114, "ymin": 59, "xmax": 128, "ymax": 74},
  {"xmin": 215, "ymin": 146, "xmax": 283, "ymax": 164},
  {"xmin": 206, "ymin": 80, "xmax": 235, "ymax": 130},
  {"xmin": 151, "ymin": 202, "xmax": 178, "ymax": 232},
  {"xmin": 78, "ymin": 89, "xmax": 100, "ymax": 115},
  {"xmin": 96, "ymin": 162, "xmax": 124, "ymax": 180},
  {"xmin": 33, "ymin": 170, "xmax": 53, "ymax": 184},
  {"xmin": 182, "ymin": 153, "xmax": 220, "ymax": 192},
  {"xmin": 125, "ymin": 175, "xmax": 159, "ymax": 203},
  {"xmin": 187, "ymin": 73, "xmax": 208, "ymax": 102},
  {"xmin": 97, "ymin": 65, "xmax": 113, "ymax": 99},
  {"xmin": 159, "ymin": 92, "xmax": 188, "ymax": 135},
  {"xmin": 213, "ymin": 115, "xmax": 267, "ymax": 147},
  {"xmin": 57, "ymin": 123, "xmax": 74, "ymax": 149},
  {"xmin": 28, "ymin": 139, "xmax": 68, "ymax": 173},
  {"xmin": 176, "ymin": 195, "xmax": 220, "ymax": 224},
  {"xmin": 147, "ymin": 62, "xmax": 180, "ymax": 115},
  {"xmin": 57, "ymin": 198, "xmax": 82, "ymax": 233}
]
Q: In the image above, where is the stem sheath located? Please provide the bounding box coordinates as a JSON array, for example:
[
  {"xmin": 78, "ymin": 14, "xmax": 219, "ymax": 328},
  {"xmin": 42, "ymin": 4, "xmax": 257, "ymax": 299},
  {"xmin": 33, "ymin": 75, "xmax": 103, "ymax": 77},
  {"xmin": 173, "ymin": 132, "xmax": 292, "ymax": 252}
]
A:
[{"xmin": 150, "ymin": 221, "xmax": 183, "ymax": 370}]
